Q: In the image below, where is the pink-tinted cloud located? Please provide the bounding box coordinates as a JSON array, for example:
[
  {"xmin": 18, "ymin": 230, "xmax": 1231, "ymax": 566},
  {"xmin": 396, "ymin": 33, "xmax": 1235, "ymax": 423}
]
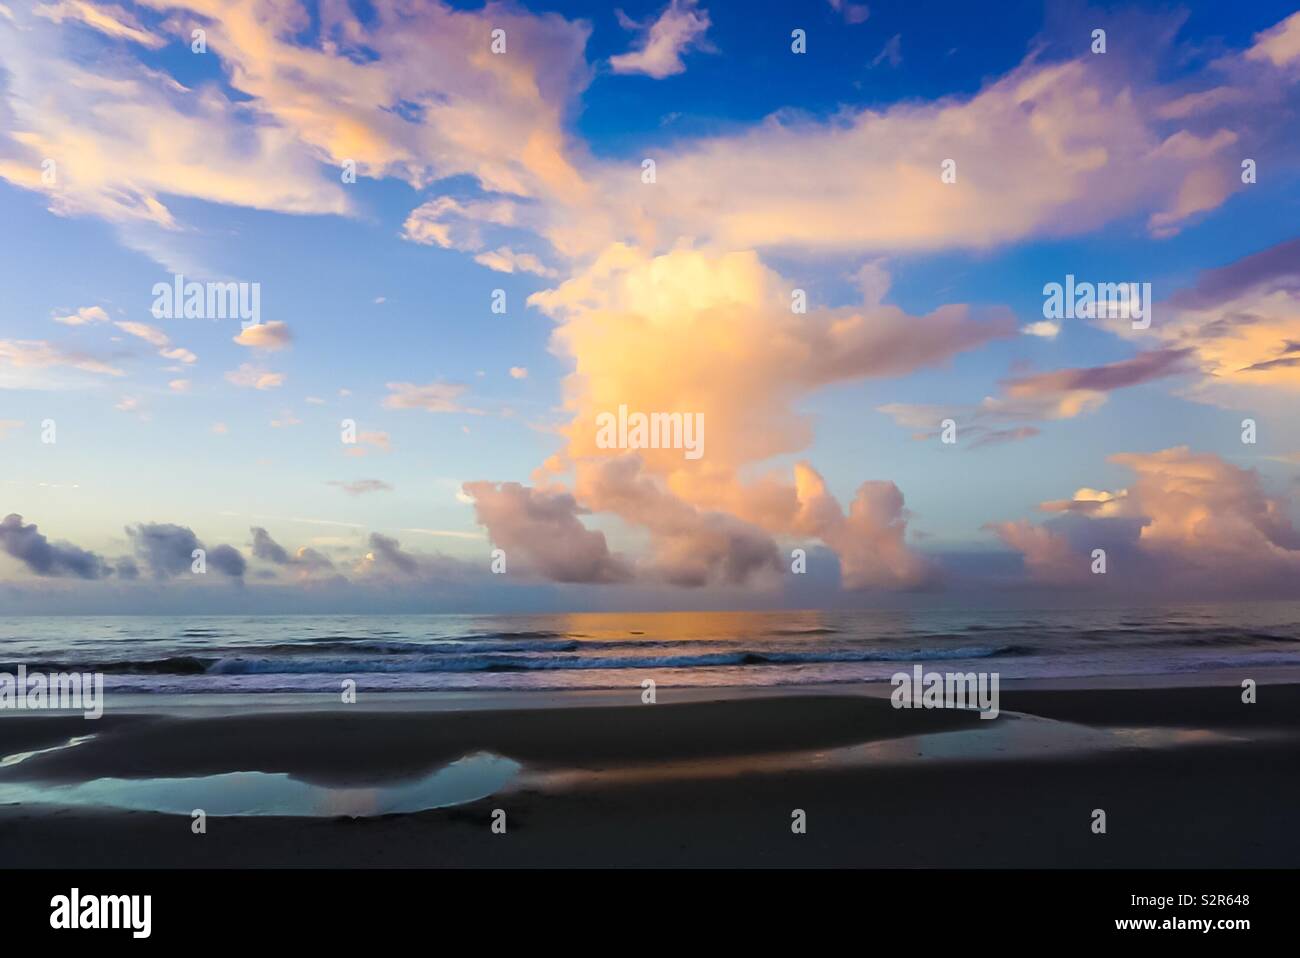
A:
[
  {"xmin": 462, "ymin": 481, "xmax": 632, "ymax": 584},
  {"xmin": 610, "ymin": 0, "xmax": 713, "ymax": 79},
  {"xmin": 991, "ymin": 447, "xmax": 1300, "ymax": 594},
  {"xmin": 1099, "ymin": 238, "xmax": 1300, "ymax": 409}
]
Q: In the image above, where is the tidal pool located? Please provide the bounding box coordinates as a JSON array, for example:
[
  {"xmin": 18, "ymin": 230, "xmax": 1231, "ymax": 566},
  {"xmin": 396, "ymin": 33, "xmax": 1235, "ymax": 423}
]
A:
[{"xmin": 0, "ymin": 749, "xmax": 520, "ymax": 818}]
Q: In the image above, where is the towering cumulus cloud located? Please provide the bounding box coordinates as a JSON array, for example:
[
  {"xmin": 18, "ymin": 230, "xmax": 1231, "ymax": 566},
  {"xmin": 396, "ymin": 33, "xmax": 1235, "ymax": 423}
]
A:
[{"xmin": 462, "ymin": 246, "xmax": 1011, "ymax": 589}]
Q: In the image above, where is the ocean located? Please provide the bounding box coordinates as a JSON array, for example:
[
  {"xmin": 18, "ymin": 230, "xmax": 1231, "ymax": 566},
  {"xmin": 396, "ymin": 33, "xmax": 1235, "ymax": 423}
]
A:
[{"xmin": 3, "ymin": 604, "xmax": 1299, "ymax": 693}]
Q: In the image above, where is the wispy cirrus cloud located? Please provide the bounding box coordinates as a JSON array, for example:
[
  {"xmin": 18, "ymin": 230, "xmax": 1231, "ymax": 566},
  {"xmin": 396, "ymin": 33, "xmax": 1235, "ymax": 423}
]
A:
[
  {"xmin": 328, "ymin": 479, "xmax": 394, "ymax": 497},
  {"xmin": 1097, "ymin": 238, "xmax": 1300, "ymax": 409},
  {"xmin": 878, "ymin": 348, "xmax": 1195, "ymax": 444},
  {"xmin": 33, "ymin": 0, "xmax": 165, "ymax": 48},
  {"xmin": 0, "ymin": 339, "xmax": 124, "ymax": 381},
  {"xmin": 382, "ymin": 381, "xmax": 477, "ymax": 414}
]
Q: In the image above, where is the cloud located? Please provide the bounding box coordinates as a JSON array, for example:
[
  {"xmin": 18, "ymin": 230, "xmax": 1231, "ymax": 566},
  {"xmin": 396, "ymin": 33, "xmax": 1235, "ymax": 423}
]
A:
[
  {"xmin": 386, "ymin": 10, "xmax": 1300, "ymax": 269},
  {"xmin": 207, "ymin": 544, "xmax": 248, "ymax": 578},
  {"xmin": 250, "ymin": 526, "xmax": 335, "ymax": 573},
  {"xmin": 346, "ymin": 531, "xmax": 494, "ymax": 586},
  {"xmin": 115, "ymin": 320, "xmax": 197, "ymax": 364},
  {"xmin": 1022, "ymin": 320, "xmax": 1061, "ymax": 339},
  {"xmin": 401, "ymin": 196, "xmax": 520, "ymax": 250},
  {"xmin": 990, "ymin": 447, "xmax": 1300, "ymax": 594},
  {"xmin": 509, "ymin": 366, "xmax": 528, "ymax": 380},
  {"xmin": 463, "ymin": 480, "xmax": 632, "ymax": 583},
  {"xmin": 969, "ymin": 426, "xmax": 1041, "ymax": 449},
  {"xmin": 1100, "ymin": 238, "xmax": 1300, "ymax": 408},
  {"xmin": 545, "ymin": 15, "xmax": 1300, "ymax": 260},
  {"xmin": 570, "ymin": 455, "xmax": 781, "ymax": 587},
  {"xmin": 33, "ymin": 1, "xmax": 165, "ymax": 49},
  {"xmin": 610, "ymin": 0, "xmax": 713, "ymax": 79},
  {"xmin": 0, "ymin": 513, "xmax": 107, "ymax": 578},
  {"xmin": 114, "ymin": 320, "xmax": 168, "ymax": 347},
  {"xmin": 793, "ymin": 466, "xmax": 932, "ymax": 589},
  {"xmin": 160, "ymin": 346, "xmax": 196, "ymax": 364},
  {"xmin": 233, "ymin": 321, "xmax": 293, "ymax": 351},
  {"xmin": 186, "ymin": 0, "xmax": 591, "ymax": 196},
  {"xmin": 562, "ymin": 68, "xmax": 1185, "ymax": 256},
  {"xmin": 1245, "ymin": 11, "xmax": 1300, "ymax": 70},
  {"xmin": 52, "ymin": 305, "xmax": 109, "ymax": 326},
  {"xmin": 827, "ymin": 0, "xmax": 870, "ymax": 25},
  {"xmin": 250, "ymin": 526, "xmax": 291, "ymax": 565},
  {"xmin": 269, "ymin": 411, "xmax": 301, "ymax": 428},
  {"xmin": 362, "ymin": 532, "xmax": 419, "ymax": 577},
  {"xmin": 881, "ymin": 239, "xmax": 1300, "ymax": 445},
  {"xmin": 534, "ymin": 246, "xmax": 1010, "ymax": 465},
  {"xmin": 383, "ymin": 381, "xmax": 474, "ymax": 413},
  {"xmin": 328, "ymin": 479, "xmax": 394, "ymax": 497},
  {"xmin": 518, "ymin": 247, "xmax": 996, "ymax": 587},
  {"xmin": 871, "ymin": 34, "xmax": 902, "ymax": 69},
  {"xmin": 0, "ymin": 339, "xmax": 123, "ymax": 378},
  {"xmin": 998, "ymin": 348, "xmax": 1194, "ymax": 419},
  {"xmin": 126, "ymin": 522, "xmax": 244, "ymax": 578},
  {"xmin": 9, "ymin": 3, "xmax": 1298, "ymax": 279},
  {"xmin": 343, "ymin": 431, "xmax": 392, "ymax": 458},
  {"xmin": 0, "ymin": 3, "xmax": 352, "ymax": 265},
  {"xmin": 878, "ymin": 348, "xmax": 1194, "ymax": 442},
  {"xmin": 473, "ymin": 246, "xmax": 556, "ymax": 277},
  {"xmin": 226, "ymin": 364, "xmax": 285, "ymax": 390}
]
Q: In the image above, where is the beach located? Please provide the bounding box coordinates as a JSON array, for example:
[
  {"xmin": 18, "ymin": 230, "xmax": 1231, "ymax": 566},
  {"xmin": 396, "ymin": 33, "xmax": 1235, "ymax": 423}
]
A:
[{"xmin": 3, "ymin": 677, "xmax": 1298, "ymax": 868}]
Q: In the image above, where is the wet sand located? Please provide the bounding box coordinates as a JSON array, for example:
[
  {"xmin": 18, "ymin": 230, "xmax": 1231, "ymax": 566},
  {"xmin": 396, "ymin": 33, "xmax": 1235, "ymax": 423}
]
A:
[{"xmin": 1, "ymin": 681, "xmax": 1297, "ymax": 867}]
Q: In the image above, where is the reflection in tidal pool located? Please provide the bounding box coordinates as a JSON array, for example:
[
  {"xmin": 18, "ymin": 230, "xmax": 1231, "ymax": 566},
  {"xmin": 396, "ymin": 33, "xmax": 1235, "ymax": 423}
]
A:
[{"xmin": 0, "ymin": 751, "xmax": 520, "ymax": 817}]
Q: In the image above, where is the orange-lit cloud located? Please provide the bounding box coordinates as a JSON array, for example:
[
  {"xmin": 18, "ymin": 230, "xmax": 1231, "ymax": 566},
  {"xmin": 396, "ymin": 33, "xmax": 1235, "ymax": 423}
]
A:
[
  {"xmin": 234, "ymin": 321, "xmax": 293, "ymax": 351},
  {"xmin": 9, "ymin": 3, "xmax": 1298, "ymax": 274},
  {"xmin": 991, "ymin": 447, "xmax": 1300, "ymax": 593},
  {"xmin": 1092, "ymin": 238, "xmax": 1300, "ymax": 409},
  {"xmin": 462, "ymin": 246, "xmax": 1004, "ymax": 588}
]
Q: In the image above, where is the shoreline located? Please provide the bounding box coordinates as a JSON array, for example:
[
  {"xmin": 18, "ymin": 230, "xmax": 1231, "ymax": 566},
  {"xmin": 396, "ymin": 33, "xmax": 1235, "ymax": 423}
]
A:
[{"xmin": 7, "ymin": 663, "xmax": 1300, "ymax": 717}]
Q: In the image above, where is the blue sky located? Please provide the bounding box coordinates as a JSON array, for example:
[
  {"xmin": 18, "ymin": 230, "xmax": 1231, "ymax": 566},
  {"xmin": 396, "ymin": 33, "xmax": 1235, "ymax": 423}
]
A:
[{"xmin": 3, "ymin": 0, "xmax": 1300, "ymax": 611}]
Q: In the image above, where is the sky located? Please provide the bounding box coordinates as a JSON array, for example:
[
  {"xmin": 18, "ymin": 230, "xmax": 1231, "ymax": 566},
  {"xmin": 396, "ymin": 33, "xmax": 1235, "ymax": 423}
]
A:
[{"xmin": 2, "ymin": 0, "xmax": 1300, "ymax": 613}]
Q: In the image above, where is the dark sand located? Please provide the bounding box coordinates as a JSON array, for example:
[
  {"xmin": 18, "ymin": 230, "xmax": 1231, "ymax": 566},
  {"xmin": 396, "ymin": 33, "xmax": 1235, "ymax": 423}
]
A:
[{"xmin": 2, "ymin": 681, "xmax": 1297, "ymax": 867}]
